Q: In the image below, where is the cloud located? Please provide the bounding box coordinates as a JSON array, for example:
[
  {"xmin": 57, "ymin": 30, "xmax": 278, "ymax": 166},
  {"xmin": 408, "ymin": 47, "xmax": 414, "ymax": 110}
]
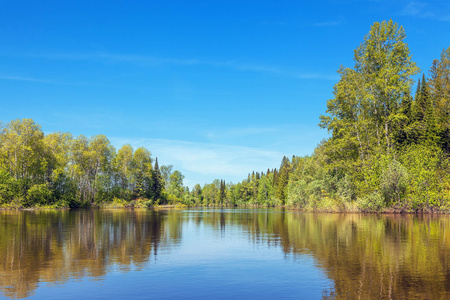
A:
[
  {"xmin": 204, "ymin": 127, "xmax": 278, "ymax": 141},
  {"xmin": 107, "ymin": 123, "xmax": 329, "ymax": 187},
  {"xmin": 0, "ymin": 75, "xmax": 59, "ymax": 84},
  {"xmin": 401, "ymin": 1, "xmax": 449, "ymax": 21},
  {"xmin": 0, "ymin": 74, "xmax": 87, "ymax": 86},
  {"xmin": 295, "ymin": 72, "xmax": 340, "ymax": 81},
  {"xmin": 401, "ymin": 1, "xmax": 427, "ymax": 17},
  {"xmin": 16, "ymin": 52, "xmax": 337, "ymax": 81},
  {"xmin": 108, "ymin": 137, "xmax": 284, "ymax": 186},
  {"xmin": 313, "ymin": 21, "xmax": 341, "ymax": 27}
]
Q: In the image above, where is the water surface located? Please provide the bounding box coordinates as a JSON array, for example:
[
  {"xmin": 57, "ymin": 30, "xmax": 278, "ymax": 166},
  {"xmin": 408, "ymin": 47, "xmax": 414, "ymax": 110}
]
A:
[{"xmin": 1, "ymin": 209, "xmax": 449, "ymax": 299}]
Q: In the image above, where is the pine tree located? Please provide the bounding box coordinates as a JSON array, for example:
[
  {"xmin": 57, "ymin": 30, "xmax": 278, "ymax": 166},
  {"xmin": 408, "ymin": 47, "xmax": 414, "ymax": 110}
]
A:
[
  {"xmin": 425, "ymin": 99, "xmax": 440, "ymax": 144},
  {"xmin": 273, "ymin": 168, "xmax": 278, "ymax": 188},
  {"xmin": 415, "ymin": 74, "xmax": 430, "ymax": 122},
  {"xmin": 428, "ymin": 47, "xmax": 450, "ymax": 153},
  {"xmin": 219, "ymin": 180, "xmax": 226, "ymax": 206},
  {"xmin": 150, "ymin": 157, "xmax": 163, "ymax": 203},
  {"xmin": 275, "ymin": 157, "xmax": 290, "ymax": 204},
  {"xmin": 395, "ymin": 93, "xmax": 414, "ymax": 147},
  {"xmin": 400, "ymin": 93, "xmax": 413, "ymax": 121}
]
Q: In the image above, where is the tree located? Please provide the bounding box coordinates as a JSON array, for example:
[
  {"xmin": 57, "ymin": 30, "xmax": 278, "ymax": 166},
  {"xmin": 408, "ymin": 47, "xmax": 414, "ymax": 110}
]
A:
[
  {"xmin": 115, "ymin": 144, "xmax": 134, "ymax": 192},
  {"xmin": 0, "ymin": 119, "xmax": 47, "ymax": 187},
  {"xmin": 257, "ymin": 174, "xmax": 274, "ymax": 206},
  {"xmin": 160, "ymin": 165, "xmax": 173, "ymax": 190},
  {"xmin": 320, "ymin": 20, "xmax": 420, "ymax": 169},
  {"xmin": 429, "ymin": 47, "xmax": 450, "ymax": 152},
  {"xmin": 44, "ymin": 132, "xmax": 76, "ymax": 205},
  {"xmin": 219, "ymin": 180, "xmax": 226, "ymax": 206},
  {"xmin": 150, "ymin": 158, "xmax": 163, "ymax": 203},
  {"xmin": 167, "ymin": 170, "xmax": 184, "ymax": 200},
  {"xmin": 69, "ymin": 134, "xmax": 114, "ymax": 203},
  {"xmin": 354, "ymin": 20, "xmax": 420, "ymax": 152},
  {"xmin": 132, "ymin": 147, "xmax": 152, "ymax": 198},
  {"xmin": 275, "ymin": 156, "xmax": 290, "ymax": 204},
  {"xmin": 191, "ymin": 183, "xmax": 203, "ymax": 204}
]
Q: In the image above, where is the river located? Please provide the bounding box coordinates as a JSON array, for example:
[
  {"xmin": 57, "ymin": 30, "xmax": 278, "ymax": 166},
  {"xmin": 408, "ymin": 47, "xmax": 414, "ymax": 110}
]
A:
[{"xmin": 1, "ymin": 208, "xmax": 449, "ymax": 299}]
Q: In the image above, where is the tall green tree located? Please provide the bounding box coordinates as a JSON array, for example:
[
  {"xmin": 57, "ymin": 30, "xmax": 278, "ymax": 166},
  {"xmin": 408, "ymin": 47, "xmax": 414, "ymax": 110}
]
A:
[
  {"xmin": 257, "ymin": 174, "xmax": 274, "ymax": 206},
  {"xmin": 320, "ymin": 20, "xmax": 420, "ymax": 170},
  {"xmin": 0, "ymin": 119, "xmax": 47, "ymax": 187},
  {"xmin": 429, "ymin": 47, "xmax": 450, "ymax": 152},
  {"xmin": 167, "ymin": 170, "xmax": 184, "ymax": 200},
  {"xmin": 150, "ymin": 158, "xmax": 164, "ymax": 203},
  {"xmin": 115, "ymin": 144, "xmax": 134, "ymax": 192},
  {"xmin": 132, "ymin": 147, "xmax": 152, "ymax": 198},
  {"xmin": 275, "ymin": 156, "xmax": 290, "ymax": 204},
  {"xmin": 354, "ymin": 20, "xmax": 420, "ymax": 152},
  {"xmin": 160, "ymin": 165, "xmax": 173, "ymax": 190}
]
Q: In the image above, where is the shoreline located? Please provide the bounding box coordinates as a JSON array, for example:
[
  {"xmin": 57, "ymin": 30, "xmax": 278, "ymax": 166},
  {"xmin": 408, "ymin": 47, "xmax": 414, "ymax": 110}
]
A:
[{"xmin": 1, "ymin": 205, "xmax": 449, "ymax": 214}]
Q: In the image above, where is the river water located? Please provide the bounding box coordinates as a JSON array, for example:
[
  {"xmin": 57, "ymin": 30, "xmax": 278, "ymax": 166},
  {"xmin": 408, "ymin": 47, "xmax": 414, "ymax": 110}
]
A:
[{"xmin": 1, "ymin": 208, "xmax": 449, "ymax": 299}]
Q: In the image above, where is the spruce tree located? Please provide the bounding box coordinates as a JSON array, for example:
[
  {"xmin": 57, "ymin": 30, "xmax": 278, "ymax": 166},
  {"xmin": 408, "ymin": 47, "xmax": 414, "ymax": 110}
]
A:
[
  {"xmin": 275, "ymin": 157, "xmax": 290, "ymax": 204},
  {"xmin": 150, "ymin": 158, "xmax": 163, "ymax": 203},
  {"xmin": 219, "ymin": 180, "xmax": 226, "ymax": 206}
]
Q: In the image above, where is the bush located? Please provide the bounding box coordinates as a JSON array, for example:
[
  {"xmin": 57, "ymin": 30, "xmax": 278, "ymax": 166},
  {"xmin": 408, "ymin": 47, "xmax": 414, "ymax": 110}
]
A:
[
  {"xmin": 26, "ymin": 184, "xmax": 53, "ymax": 207},
  {"xmin": 0, "ymin": 169, "xmax": 15, "ymax": 204},
  {"xmin": 336, "ymin": 174, "xmax": 356, "ymax": 202},
  {"xmin": 356, "ymin": 192, "xmax": 384, "ymax": 212},
  {"xmin": 380, "ymin": 159, "xmax": 409, "ymax": 204},
  {"xmin": 399, "ymin": 144, "xmax": 448, "ymax": 209}
]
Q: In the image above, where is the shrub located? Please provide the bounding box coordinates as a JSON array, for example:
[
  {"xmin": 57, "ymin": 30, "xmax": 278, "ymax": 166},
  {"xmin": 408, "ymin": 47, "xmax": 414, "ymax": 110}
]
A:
[
  {"xmin": 356, "ymin": 192, "xmax": 384, "ymax": 212},
  {"xmin": 26, "ymin": 184, "xmax": 53, "ymax": 207},
  {"xmin": 380, "ymin": 159, "xmax": 409, "ymax": 204}
]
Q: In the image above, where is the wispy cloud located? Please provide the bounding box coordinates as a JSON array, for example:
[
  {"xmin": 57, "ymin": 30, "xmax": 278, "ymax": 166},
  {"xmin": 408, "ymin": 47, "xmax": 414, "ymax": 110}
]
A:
[
  {"xmin": 401, "ymin": 1, "xmax": 450, "ymax": 21},
  {"xmin": 295, "ymin": 72, "xmax": 340, "ymax": 81},
  {"xmin": 401, "ymin": 1, "xmax": 431, "ymax": 17},
  {"xmin": 204, "ymin": 127, "xmax": 278, "ymax": 141},
  {"xmin": 15, "ymin": 52, "xmax": 337, "ymax": 81},
  {"xmin": 109, "ymin": 137, "xmax": 284, "ymax": 186},
  {"xmin": 0, "ymin": 74, "xmax": 87, "ymax": 86},
  {"xmin": 0, "ymin": 75, "xmax": 59, "ymax": 84},
  {"xmin": 313, "ymin": 20, "xmax": 341, "ymax": 27}
]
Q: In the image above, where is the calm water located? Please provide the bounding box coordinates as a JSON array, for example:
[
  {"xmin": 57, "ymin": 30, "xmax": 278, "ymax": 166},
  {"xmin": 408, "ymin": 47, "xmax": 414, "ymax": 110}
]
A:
[{"xmin": 1, "ymin": 209, "xmax": 450, "ymax": 299}]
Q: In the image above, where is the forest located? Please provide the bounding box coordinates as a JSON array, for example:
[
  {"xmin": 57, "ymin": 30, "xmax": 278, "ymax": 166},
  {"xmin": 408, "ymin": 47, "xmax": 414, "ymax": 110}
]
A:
[{"xmin": 0, "ymin": 20, "xmax": 449, "ymax": 211}]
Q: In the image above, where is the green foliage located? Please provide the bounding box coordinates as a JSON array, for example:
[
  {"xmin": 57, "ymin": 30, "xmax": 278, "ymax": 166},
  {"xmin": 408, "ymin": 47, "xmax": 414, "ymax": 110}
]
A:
[
  {"xmin": 356, "ymin": 192, "xmax": 384, "ymax": 212},
  {"xmin": 0, "ymin": 22, "xmax": 448, "ymax": 212},
  {"xmin": 380, "ymin": 159, "xmax": 409, "ymax": 205},
  {"xmin": 167, "ymin": 170, "xmax": 184, "ymax": 200},
  {"xmin": 197, "ymin": 23, "xmax": 449, "ymax": 212},
  {"xmin": 150, "ymin": 158, "xmax": 164, "ymax": 204},
  {"xmin": 0, "ymin": 119, "xmax": 186, "ymax": 209},
  {"xmin": 26, "ymin": 184, "xmax": 53, "ymax": 207},
  {"xmin": 336, "ymin": 174, "xmax": 356, "ymax": 203},
  {"xmin": 257, "ymin": 174, "xmax": 274, "ymax": 206},
  {"xmin": 0, "ymin": 169, "xmax": 16, "ymax": 204},
  {"xmin": 399, "ymin": 145, "xmax": 448, "ymax": 210}
]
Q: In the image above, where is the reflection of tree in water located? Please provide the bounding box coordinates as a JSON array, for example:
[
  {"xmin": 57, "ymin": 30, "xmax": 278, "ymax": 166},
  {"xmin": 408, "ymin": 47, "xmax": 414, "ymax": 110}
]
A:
[
  {"xmin": 228, "ymin": 212, "xmax": 450, "ymax": 299},
  {"xmin": 184, "ymin": 210, "xmax": 450, "ymax": 298},
  {"xmin": 1, "ymin": 209, "xmax": 450, "ymax": 299},
  {"xmin": 0, "ymin": 209, "xmax": 182, "ymax": 299}
]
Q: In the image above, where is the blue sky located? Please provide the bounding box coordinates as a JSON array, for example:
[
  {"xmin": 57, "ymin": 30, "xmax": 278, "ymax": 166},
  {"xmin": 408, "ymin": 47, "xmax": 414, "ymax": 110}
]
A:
[{"xmin": 1, "ymin": 0, "xmax": 449, "ymax": 187}]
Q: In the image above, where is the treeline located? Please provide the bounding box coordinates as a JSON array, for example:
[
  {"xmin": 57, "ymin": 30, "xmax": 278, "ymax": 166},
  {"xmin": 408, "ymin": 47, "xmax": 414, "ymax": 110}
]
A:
[
  {"xmin": 1, "ymin": 20, "xmax": 449, "ymax": 211},
  {"xmin": 188, "ymin": 20, "xmax": 450, "ymax": 212},
  {"xmin": 0, "ymin": 119, "xmax": 187, "ymax": 208}
]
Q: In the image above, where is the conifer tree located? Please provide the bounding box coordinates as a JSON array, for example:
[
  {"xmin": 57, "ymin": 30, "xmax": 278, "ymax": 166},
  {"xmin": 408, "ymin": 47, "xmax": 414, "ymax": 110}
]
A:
[
  {"xmin": 429, "ymin": 47, "xmax": 450, "ymax": 152},
  {"xmin": 219, "ymin": 180, "xmax": 226, "ymax": 206},
  {"xmin": 150, "ymin": 158, "xmax": 163, "ymax": 203},
  {"xmin": 415, "ymin": 74, "xmax": 430, "ymax": 122},
  {"xmin": 275, "ymin": 157, "xmax": 290, "ymax": 204}
]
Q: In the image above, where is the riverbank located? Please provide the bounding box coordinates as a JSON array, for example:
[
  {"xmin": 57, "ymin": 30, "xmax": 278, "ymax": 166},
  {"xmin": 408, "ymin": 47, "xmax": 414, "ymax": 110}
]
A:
[{"xmin": 2, "ymin": 202, "xmax": 450, "ymax": 213}]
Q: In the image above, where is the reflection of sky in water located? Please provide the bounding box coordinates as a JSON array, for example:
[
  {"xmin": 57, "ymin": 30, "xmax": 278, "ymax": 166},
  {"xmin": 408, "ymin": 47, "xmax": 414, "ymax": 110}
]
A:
[
  {"xmin": 26, "ymin": 210, "xmax": 331, "ymax": 299},
  {"xmin": 4, "ymin": 210, "xmax": 450, "ymax": 299}
]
